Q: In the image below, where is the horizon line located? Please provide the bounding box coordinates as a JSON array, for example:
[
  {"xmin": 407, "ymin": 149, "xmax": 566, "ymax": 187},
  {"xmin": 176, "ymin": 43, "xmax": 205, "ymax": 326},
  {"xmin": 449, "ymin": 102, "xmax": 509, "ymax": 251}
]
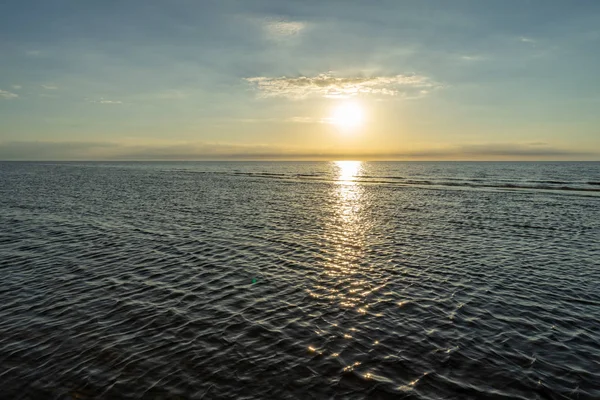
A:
[{"xmin": 2, "ymin": 159, "xmax": 599, "ymax": 163}]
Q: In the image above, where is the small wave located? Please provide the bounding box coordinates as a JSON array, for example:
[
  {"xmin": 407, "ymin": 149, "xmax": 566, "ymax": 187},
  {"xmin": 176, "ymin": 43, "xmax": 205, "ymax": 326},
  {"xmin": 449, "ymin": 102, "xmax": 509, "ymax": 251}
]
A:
[
  {"xmin": 522, "ymin": 180, "xmax": 568, "ymax": 185},
  {"xmin": 296, "ymin": 173, "xmax": 325, "ymax": 177},
  {"xmin": 223, "ymin": 172, "xmax": 600, "ymax": 193},
  {"xmin": 356, "ymin": 175, "xmax": 405, "ymax": 180},
  {"xmin": 429, "ymin": 181, "xmax": 600, "ymax": 193},
  {"xmin": 234, "ymin": 172, "xmax": 287, "ymax": 177},
  {"xmin": 164, "ymin": 169, "xmax": 600, "ymax": 194}
]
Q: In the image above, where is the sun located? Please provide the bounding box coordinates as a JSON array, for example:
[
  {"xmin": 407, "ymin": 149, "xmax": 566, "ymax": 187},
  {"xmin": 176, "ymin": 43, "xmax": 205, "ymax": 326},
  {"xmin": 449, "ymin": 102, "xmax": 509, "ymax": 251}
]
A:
[{"xmin": 330, "ymin": 102, "xmax": 364, "ymax": 129}]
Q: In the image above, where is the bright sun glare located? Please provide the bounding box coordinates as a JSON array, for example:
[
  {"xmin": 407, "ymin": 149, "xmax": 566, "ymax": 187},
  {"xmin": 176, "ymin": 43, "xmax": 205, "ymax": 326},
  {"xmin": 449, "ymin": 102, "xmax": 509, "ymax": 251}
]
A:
[{"xmin": 330, "ymin": 102, "xmax": 364, "ymax": 129}]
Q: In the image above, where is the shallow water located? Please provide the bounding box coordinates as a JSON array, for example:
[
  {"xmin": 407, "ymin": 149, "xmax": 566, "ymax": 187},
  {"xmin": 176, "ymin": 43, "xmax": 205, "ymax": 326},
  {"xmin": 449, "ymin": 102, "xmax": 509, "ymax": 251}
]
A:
[{"xmin": 1, "ymin": 161, "xmax": 599, "ymax": 399}]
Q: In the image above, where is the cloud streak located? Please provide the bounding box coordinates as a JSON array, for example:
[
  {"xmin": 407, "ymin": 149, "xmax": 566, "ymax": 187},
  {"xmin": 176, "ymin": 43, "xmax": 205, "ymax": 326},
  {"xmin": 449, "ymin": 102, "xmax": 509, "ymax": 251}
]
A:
[
  {"xmin": 85, "ymin": 97, "xmax": 123, "ymax": 104},
  {"xmin": 520, "ymin": 36, "xmax": 536, "ymax": 43},
  {"xmin": 245, "ymin": 73, "xmax": 440, "ymax": 99},
  {"xmin": 264, "ymin": 18, "xmax": 306, "ymax": 37},
  {"xmin": 0, "ymin": 141, "xmax": 594, "ymax": 161},
  {"xmin": 0, "ymin": 90, "xmax": 18, "ymax": 99}
]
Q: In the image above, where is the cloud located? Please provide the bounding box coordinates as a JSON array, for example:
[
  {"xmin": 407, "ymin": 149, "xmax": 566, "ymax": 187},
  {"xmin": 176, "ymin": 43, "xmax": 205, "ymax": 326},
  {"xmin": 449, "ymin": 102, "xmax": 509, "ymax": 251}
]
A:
[
  {"xmin": 0, "ymin": 141, "xmax": 594, "ymax": 161},
  {"xmin": 527, "ymin": 141, "xmax": 549, "ymax": 146},
  {"xmin": 42, "ymin": 84, "xmax": 58, "ymax": 90},
  {"xmin": 245, "ymin": 72, "xmax": 440, "ymax": 100},
  {"xmin": 365, "ymin": 143, "xmax": 595, "ymax": 160},
  {"xmin": 234, "ymin": 116, "xmax": 319, "ymax": 124},
  {"xmin": 287, "ymin": 116, "xmax": 322, "ymax": 124},
  {"xmin": 520, "ymin": 36, "xmax": 536, "ymax": 43},
  {"xmin": 264, "ymin": 18, "xmax": 306, "ymax": 37},
  {"xmin": 86, "ymin": 98, "xmax": 123, "ymax": 104},
  {"xmin": 0, "ymin": 89, "xmax": 18, "ymax": 99},
  {"xmin": 245, "ymin": 15, "xmax": 306, "ymax": 39},
  {"xmin": 460, "ymin": 55, "xmax": 484, "ymax": 61},
  {"xmin": 0, "ymin": 141, "xmax": 118, "ymax": 160},
  {"xmin": 240, "ymin": 116, "xmax": 353, "ymax": 124},
  {"xmin": 0, "ymin": 141, "xmax": 295, "ymax": 161},
  {"xmin": 12, "ymin": 85, "xmax": 22, "ymax": 90},
  {"xmin": 451, "ymin": 143, "xmax": 585, "ymax": 157},
  {"xmin": 237, "ymin": 118, "xmax": 278, "ymax": 123}
]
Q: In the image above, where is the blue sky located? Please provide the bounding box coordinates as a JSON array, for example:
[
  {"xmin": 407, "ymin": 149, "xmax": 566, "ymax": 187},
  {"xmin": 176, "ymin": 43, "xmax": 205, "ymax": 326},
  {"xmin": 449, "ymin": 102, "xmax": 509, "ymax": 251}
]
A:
[{"xmin": 1, "ymin": 0, "xmax": 599, "ymax": 160}]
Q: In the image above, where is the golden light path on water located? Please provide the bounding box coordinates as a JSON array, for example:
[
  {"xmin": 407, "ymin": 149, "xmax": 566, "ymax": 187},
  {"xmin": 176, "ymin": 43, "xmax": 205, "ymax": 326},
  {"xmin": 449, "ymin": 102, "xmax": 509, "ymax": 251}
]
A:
[
  {"xmin": 328, "ymin": 161, "xmax": 370, "ymax": 310},
  {"xmin": 307, "ymin": 161, "xmax": 413, "ymax": 384},
  {"xmin": 308, "ymin": 161, "xmax": 387, "ymax": 379},
  {"xmin": 311, "ymin": 161, "xmax": 375, "ymax": 310},
  {"xmin": 335, "ymin": 160, "xmax": 362, "ymax": 185}
]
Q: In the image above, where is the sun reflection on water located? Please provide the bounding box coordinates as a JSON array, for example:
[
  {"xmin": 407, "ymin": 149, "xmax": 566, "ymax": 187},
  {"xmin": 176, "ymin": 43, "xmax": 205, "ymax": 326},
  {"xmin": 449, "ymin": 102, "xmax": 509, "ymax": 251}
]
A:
[
  {"xmin": 320, "ymin": 161, "xmax": 370, "ymax": 308},
  {"xmin": 307, "ymin": 160, "xmax": 382, "ymax": 372},
  {"xmin": 334, "ymin": 161, "xmax": 364, "ymax": 230},
  {"xmin": 335, "ymin": 160, "xmax": 362, "ymax": 184}
]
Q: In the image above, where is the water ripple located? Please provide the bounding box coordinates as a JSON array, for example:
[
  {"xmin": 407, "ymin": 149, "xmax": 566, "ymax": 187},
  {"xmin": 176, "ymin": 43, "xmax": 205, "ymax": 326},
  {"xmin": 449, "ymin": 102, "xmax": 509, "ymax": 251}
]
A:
[{"xmin": 0, "ymin": 161, "xmax": 599, "ymax": 399}]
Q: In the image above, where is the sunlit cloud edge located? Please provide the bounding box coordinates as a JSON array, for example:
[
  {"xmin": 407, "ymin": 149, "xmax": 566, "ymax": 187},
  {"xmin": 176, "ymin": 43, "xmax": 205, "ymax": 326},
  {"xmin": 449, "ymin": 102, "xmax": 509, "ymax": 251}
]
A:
[{"xmin": 245, "ymin": 72, "xmax": 441, "ymax": 100}]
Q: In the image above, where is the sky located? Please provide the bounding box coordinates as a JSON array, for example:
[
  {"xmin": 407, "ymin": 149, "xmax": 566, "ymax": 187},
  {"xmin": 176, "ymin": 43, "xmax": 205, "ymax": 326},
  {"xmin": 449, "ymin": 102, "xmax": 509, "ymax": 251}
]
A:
[{"xmin": 1, "ymin": 0, "xmax": 599, "ymax": 160}]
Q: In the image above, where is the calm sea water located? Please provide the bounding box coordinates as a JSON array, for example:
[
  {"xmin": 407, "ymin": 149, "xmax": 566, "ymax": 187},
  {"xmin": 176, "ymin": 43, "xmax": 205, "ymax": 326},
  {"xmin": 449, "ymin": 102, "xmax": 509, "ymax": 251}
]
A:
[{"xmin": 1, "ymin": 161, "xmax": 599, "ymax": 399}]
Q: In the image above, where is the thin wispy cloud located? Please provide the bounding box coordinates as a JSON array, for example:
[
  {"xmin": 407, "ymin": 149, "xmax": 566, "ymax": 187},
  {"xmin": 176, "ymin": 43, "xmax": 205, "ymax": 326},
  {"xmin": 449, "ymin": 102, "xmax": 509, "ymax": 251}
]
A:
[
  {"xmin": 461, "ymin": 55, "xmax": 484, "ymax": 61},
  {"xmin": 454, "ymin": 143, "xmax": 576, "ymax": 157},
  {"xmin": 87, "ymin": 98, "xmax": 123, "ymax": 104},
  {"xmin": 238, "ymin": 116, "xmax": 323, "ymax": 124},
  {"xmin": 11, "ymin": 85, "xmax": 22, "ymax": 90},
  {"xmin": 0, "ymin": 89, "xmax": 18, "ymax": 99},
  {"xmin": 245, "ymin": 73, "xmax": 440, "ymax": 100},
  {"xmin": 287, "ymin": 116, "xmax": 321, "ymax": 124},
  {"xmin": 520, "ymin": 36, "xmax": 536, "ymax": 44},
  {"xmin": 288, "ymin": 116, "xmax": 354, "ymax": 125},
  {"xmin": 527, "ymin": 141, "xmax": 549, "ymax": 146},
  {"xmin": 264, "ymin": 18, "xmax": 306, "ymax": 37},
  {"xmin": 41, "ymin": 84, "xmax": 58, "ymax": 90}
]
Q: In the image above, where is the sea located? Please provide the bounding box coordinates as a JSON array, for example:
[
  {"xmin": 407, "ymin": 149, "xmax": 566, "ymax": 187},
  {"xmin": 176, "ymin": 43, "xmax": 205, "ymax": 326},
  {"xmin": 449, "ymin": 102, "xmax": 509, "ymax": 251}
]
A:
[{"xmin": 1, "ymin": 161, "xmax": 599, "ymax": 399}]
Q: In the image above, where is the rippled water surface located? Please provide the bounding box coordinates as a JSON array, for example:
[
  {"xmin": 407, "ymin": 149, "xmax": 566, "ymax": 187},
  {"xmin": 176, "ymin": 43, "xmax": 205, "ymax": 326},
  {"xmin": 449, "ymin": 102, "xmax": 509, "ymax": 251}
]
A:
[{"xmin": 1, "ymin": 161, "xmax": 599, "ymax": 399}]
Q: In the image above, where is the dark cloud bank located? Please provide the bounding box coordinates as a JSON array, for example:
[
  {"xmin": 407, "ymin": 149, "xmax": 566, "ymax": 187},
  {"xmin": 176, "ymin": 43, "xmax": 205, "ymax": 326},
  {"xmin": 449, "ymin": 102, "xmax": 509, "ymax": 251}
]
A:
[{"xmin": 0, "ymin": 141, "xmax": 596, "ymax": 161}]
